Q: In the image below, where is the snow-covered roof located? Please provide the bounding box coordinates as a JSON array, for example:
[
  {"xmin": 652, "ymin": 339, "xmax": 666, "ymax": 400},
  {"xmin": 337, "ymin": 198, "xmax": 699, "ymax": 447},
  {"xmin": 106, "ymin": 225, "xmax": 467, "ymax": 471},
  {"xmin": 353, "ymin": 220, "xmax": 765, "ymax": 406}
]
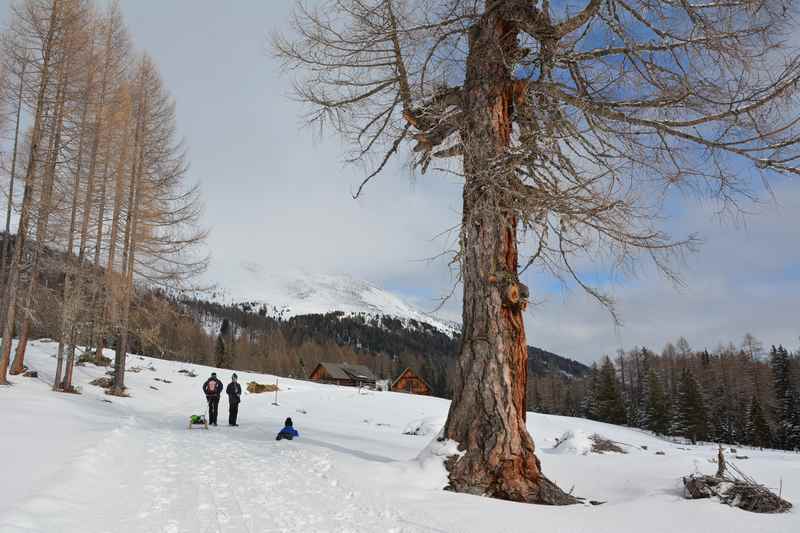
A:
[{"xmin": 316, "ymin": 362, "xmax": 377, "ymax": 382}]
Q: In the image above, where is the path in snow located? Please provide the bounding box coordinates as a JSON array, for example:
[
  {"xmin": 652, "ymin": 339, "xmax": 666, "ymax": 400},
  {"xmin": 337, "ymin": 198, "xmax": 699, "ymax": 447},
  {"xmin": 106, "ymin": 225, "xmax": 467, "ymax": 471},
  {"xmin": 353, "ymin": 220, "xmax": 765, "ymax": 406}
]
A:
[
  {"xmin": 0, "ymin": 347, "xmax": 429, "ymax": 533},
  {"xmin": 2, "ymin": 392, "xmax": 426, "ymax": 533},
  {"xmin": 4, "ymin": 415, "xmax": 416, "ymax": 533}
]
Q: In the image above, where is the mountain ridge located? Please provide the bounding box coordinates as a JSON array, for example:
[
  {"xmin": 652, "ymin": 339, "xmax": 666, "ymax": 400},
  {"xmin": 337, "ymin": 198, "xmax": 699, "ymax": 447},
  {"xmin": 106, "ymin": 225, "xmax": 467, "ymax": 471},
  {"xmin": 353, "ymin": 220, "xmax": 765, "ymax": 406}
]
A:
[{"xmin": 207, "ymin": 265, "xmax": 460, "ymax": 335}]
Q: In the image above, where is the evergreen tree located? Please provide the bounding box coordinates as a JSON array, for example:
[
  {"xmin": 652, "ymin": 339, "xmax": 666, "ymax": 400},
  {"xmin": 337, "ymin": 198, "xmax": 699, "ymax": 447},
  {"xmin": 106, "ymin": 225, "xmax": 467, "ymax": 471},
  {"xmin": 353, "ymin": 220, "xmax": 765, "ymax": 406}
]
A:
[
  {"xmin": 733, "ymin": 396, "xmax": 750, "ymax": 445},
  {"xmin": 788, "ymin": 388, "xmax": 800, "ymax": 450},
  {"xmin": 770, "ymin": 345, "xmax": 797, "ymax": 449},
  {"xmin": 633, "ymin": 348, "xmax": 653, "ymax": 428},
  {"xmin": 670, "ymin": 368, "xmax": 709, "ymax": 444},
  {"xmin": 581, "ymin": 363, "xmax": 598, "ymax": 419},
  {"xmin": 709, "ymin": 385, "xmax": 736, "ymax": 444},
  {"xmin": 746, "ymin": 395, "xmax": 772, "ymax": 448},
  {"xmin": 645, "ymin": 369, "xmax": 670, "ymax": 435},
  {"xmin": 215, "ymin": 318, "xmax": 233, "ymax": 369},
  {"xmin": 214, "ymin": 335, "xmax": 226, "ymax": 367},
  {"xmin": 593, "ymin": 357, "xmax": 627, "ymax": 425}
]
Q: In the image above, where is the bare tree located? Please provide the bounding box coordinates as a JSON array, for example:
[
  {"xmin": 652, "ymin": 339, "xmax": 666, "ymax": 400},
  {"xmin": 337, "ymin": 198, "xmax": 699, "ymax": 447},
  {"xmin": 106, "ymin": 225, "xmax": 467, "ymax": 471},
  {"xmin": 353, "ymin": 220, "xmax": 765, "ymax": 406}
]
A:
[
  {"xmin": 0, "ymin": 45, "xmax": 27, "ymax": 300},
  {"xmin": 0, "ymin": 0, "xmax": 204, "ymax": 392},
  {"xmin": 10, "ymin": 0, "xmax": 89, "ymax": 375},
  {"xmin": 58, "ymin": 1, "xmax": 131, "ymax": 390},
  {"xmin": 0, "ymin": 0, "xmax": 63, "ymax": 384},
  {"xmin": 107, "ymin": 54, "xmax": 207, "ymax": 396},
  {"xmin": 741, "ymin": 333, "xmax": 764, "ymax": 361},
  {"xmin": 275, "ymin": 0, "xmax": 800, "ymax": 503}
]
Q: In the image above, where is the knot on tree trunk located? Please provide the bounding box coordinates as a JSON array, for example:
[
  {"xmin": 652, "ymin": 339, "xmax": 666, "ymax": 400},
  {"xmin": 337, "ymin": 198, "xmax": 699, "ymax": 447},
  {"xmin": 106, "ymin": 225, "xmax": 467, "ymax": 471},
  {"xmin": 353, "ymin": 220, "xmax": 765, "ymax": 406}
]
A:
[{"xmin": 490, "ymin": 271, "xmax": 529, "ymax": 311}]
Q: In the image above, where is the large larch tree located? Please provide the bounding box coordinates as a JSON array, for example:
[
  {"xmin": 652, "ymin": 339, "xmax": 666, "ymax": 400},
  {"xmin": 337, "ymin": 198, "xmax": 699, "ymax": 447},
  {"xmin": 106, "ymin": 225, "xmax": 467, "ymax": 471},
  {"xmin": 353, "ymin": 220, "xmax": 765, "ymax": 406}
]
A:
[{"xmin": 275, "ymin": 0, "xmax": 800, "ymax": 503}]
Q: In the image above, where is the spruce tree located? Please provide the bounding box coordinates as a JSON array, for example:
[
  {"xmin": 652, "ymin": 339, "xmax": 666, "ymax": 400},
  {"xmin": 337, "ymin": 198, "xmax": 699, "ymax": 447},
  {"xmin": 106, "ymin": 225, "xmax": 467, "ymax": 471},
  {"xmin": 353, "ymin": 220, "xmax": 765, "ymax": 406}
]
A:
[
  {"xmin": 746, "ymin": 395, "xmax": 772, "ymax": 448},
  {"xmin": 215, "ymin": 318, "xmax": 232, "ymax": 369},
  {"xmin": 788, "ymin": 388, "xmax": 800, "ymax": 450},
  {"xmin": 645, "ymin": 369, "xmax": 670, "ymax": 435},
  {"xmin": 581, "ymin": 363, "xmax": 599, "ymax": 419},
  {"xmin": 709, "ymin": 385, "xmax": 736, "ymax": 444},
  {"xmin": 594, "ymin": 357, "xmax": 627, "ymax": 425},
  {"xmin": 770, "ymin": 345, "xmax": 796, "ymax": 449},
  {"xmin": 671, "ymin": 368, "xmax": 709, "ymax": 444},
  {"xmin": 214, "ymin": 335, "xmax": 226, "ymax": 368}
]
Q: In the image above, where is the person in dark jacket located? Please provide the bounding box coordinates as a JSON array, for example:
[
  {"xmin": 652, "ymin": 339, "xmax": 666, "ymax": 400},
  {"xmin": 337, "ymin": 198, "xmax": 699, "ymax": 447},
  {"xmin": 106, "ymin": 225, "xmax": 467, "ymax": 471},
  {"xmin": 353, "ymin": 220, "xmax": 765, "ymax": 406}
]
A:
[
  {"xmin": 226, "ymin": 373, "xmax": 242, "ymax": 426},
  {"xmin": 202, "ymin": 372, "xmax": 224, "ymax": 426},
  {"xmin": 276, "ymin": 417, "xmax": 299, "ymax": 440}
]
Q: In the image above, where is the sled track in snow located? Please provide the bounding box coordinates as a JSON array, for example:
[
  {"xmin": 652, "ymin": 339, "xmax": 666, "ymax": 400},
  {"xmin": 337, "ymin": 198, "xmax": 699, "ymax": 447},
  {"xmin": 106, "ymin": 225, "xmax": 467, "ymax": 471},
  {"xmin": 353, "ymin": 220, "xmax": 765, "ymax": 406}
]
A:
[
  {"xmin": 134, "ymin": 424, "xmax": 417, "ymax": 533},
  {"xmin": 3, "ymin": 411, "xmax": 424, "ymax": 533}
]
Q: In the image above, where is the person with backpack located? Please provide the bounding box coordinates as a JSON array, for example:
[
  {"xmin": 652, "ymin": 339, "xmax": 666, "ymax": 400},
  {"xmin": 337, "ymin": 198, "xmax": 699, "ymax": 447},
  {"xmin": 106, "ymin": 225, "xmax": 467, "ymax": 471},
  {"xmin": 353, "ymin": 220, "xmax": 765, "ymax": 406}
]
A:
[
  {"xmin": 202, "ymin": 372, "xmax": 223, "ymax": 426},
  {"xmin": 226, "ymin": 373, "xmax": 242, "ymax": 426},
  {"xmin": 276, "ymin": 417, "xmax": 299, "ymax": 440}
]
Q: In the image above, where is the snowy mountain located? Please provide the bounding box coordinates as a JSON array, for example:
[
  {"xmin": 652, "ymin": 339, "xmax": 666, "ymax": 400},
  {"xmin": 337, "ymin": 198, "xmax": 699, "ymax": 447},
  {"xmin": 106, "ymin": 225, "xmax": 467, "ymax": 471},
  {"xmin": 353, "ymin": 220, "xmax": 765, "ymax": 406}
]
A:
[
  {"xmin": 208, "ymin": 262, "xmax": 460, "ymax": 335},
  {"xmin": 3, "ymin": 340, "xmax": 798, "ymax": 533}
]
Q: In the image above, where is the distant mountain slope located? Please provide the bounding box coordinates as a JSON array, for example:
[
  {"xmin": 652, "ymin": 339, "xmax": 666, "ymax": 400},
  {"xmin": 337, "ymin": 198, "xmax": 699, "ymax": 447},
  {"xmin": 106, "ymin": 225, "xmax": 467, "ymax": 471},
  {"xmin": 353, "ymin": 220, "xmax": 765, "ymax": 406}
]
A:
[
  {"xmin": 209, "ymin": 264, "xmax": 459, "ymax": 335},
  {"xmin": 184, "ymin": 296, "xmax": 590, "ymax": 387},
  {"xmin": 528, "ymin": 346, "xmax": 590, "ymax": 378},
  {"xmin": 193, "ymin": 265, "xmax": 591, "ymax": 387}
]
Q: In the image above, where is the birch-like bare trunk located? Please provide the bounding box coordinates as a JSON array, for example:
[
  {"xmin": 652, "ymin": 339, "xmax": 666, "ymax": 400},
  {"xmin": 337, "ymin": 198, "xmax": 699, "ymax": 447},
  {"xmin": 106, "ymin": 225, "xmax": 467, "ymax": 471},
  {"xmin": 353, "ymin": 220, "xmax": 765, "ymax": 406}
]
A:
[
  {"xmin": 11, "ymin": 50, "xmax": 69, "ymax": 375},
  {"xmin": 108, "ymin": 79, "xmax": 144, "ymax": 397},
  {"xmin": 56, "ymin": 36, "xmax": 95, "ymax": 390},
  {"xmin": 55, "ymin": 173, "xmax": 83, "ymax": 389},
  {"xmin": 0, "ymin": 0, "xmax": 61, "ymax": 384},
  {"xmin": 0, "ymin": 59, "xmax": 27, "ymax": 302}
]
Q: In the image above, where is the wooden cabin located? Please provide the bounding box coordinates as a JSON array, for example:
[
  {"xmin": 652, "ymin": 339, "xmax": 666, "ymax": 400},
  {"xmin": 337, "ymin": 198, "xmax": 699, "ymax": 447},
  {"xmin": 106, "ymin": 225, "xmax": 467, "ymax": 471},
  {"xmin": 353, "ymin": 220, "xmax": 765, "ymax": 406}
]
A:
[
  {"xmin": 308, "ymin": 362, "xmax": 377, "ymax": 388},
  {"xmin": 391, "ymin": 368, "xmax": 432, "ymax": 395}
]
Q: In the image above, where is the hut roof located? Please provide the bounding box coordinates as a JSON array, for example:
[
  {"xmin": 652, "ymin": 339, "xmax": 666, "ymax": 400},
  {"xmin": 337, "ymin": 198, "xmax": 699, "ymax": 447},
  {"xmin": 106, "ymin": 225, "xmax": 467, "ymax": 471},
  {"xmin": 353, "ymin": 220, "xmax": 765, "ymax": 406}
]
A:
[
  {"xmin": 314, "ymin": 362, "xmax": 377, "ymax": 382},
  {"xmin": 391, "ymin": 367, "xmax": 431, "ymax": 390}
]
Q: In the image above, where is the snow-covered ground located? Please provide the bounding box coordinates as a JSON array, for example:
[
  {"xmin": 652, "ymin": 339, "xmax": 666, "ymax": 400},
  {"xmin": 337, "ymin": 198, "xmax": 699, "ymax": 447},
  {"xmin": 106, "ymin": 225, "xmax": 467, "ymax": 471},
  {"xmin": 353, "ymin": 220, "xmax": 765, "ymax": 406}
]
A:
[{"xmin": 2, "ymin": 340, "xmax": 799, "ymax": 533}]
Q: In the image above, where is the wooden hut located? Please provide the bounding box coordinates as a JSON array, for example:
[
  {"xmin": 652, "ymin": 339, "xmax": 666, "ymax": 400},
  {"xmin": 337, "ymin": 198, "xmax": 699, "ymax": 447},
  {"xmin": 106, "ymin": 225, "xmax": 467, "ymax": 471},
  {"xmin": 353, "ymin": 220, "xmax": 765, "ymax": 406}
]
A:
[
  {"xmin": 391, "ymin": 368, "xmax": 432, "ymax": 395},
  {"xmin": 308, "ymin": 362, "xmax": 377, "ymax": 388}
]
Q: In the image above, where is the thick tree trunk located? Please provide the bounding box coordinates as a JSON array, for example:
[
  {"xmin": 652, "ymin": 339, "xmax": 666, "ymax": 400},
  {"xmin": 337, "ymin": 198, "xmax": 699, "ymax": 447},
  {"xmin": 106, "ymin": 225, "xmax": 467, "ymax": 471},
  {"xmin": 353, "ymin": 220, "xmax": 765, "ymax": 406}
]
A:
[{"xmin": 442, "ymin": 8, "xmax": 576, "ymax": 505}]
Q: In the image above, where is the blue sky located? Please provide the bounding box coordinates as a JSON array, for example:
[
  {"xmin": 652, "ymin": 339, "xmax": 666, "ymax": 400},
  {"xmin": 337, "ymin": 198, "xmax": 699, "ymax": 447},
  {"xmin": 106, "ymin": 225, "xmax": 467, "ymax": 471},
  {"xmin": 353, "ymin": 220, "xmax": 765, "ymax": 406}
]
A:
[{"xmin": 0, "ymin": 0, "xmax": 797, "ymax": 363}]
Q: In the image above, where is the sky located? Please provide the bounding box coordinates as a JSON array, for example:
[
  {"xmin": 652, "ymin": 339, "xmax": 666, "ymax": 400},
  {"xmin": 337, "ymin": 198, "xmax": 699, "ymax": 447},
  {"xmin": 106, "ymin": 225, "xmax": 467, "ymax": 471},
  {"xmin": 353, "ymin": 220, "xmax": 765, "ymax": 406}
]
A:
[{"xmin": 1, "ymin": 1, "xmax": 798, "ymax": 364}]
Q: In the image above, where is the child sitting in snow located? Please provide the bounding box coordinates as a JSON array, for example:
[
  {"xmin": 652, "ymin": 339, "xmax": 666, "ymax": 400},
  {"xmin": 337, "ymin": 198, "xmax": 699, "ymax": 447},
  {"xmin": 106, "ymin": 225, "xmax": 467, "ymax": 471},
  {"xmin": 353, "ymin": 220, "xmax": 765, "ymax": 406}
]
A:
[{"xmin": 276, "ymin": 417, "xmax": 299, "ymax": 441}]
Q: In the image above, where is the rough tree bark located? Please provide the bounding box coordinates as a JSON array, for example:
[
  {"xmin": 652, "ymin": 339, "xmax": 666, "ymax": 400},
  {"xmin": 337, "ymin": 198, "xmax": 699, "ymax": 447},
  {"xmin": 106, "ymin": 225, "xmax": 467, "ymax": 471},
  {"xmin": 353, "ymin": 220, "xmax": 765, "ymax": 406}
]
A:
[{"xmin": 442, "ymin": 8, "xmax": 576, "ymax": 504}]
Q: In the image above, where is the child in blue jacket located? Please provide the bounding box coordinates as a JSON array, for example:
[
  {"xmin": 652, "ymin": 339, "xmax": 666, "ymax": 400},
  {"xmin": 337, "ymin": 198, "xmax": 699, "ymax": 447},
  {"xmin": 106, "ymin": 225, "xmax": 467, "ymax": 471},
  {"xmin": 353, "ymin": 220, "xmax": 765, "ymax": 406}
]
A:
[{"xmin": 276, "ymin": 417, "xmax": 299, "ymax": 440}]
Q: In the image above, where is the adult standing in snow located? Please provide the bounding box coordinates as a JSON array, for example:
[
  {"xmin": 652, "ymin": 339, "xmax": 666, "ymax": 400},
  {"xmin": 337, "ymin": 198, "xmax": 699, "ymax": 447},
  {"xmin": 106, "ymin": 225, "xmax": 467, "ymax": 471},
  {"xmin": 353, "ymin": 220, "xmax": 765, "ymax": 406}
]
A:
[
  {"xmin": 203, "ymin": 372, "xmax": 223, "ymax": 426},
  {"xmin": 226, "ymin": 373, "xmax": 242, "ymax": 426},
  {"xmin": 276, "ymin": 417, "xmax": 299, "ymax": 440}
]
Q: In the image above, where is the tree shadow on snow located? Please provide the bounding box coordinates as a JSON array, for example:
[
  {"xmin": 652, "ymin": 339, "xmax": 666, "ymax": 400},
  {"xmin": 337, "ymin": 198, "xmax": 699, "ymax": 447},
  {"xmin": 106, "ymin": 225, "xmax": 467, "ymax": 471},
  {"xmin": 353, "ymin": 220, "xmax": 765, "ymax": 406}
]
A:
[{"xmin": 300, "ymin": 436, "xmax": 396, "ymax": 463}]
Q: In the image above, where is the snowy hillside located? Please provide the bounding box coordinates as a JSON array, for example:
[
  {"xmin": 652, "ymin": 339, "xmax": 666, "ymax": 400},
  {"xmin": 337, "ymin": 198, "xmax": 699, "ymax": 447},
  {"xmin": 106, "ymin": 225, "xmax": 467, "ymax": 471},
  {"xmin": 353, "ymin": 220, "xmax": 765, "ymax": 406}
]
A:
[
  {"xmin": 2, "ymin": 340, "xmax": 799, "ymax": 533},
  {"xmin": 207, "ymin": 263, "xmax": 459, "ymax": 335}
]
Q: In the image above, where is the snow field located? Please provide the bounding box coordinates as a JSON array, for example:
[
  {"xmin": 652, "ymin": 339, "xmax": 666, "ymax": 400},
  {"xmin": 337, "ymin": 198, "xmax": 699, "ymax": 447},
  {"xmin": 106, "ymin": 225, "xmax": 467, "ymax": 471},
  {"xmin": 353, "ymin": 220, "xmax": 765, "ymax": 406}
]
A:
[{"xmin": 1, "ymin": 339, "xmax": 799, "ymax": 533}]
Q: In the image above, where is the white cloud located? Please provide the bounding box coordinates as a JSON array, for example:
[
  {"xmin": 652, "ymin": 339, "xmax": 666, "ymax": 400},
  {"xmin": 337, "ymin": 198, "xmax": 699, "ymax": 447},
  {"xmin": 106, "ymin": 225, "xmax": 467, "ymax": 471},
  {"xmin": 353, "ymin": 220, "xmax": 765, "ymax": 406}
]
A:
[{"xmin": 6, "ymin": 0, "xmax": 788, "ymax": 365}]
